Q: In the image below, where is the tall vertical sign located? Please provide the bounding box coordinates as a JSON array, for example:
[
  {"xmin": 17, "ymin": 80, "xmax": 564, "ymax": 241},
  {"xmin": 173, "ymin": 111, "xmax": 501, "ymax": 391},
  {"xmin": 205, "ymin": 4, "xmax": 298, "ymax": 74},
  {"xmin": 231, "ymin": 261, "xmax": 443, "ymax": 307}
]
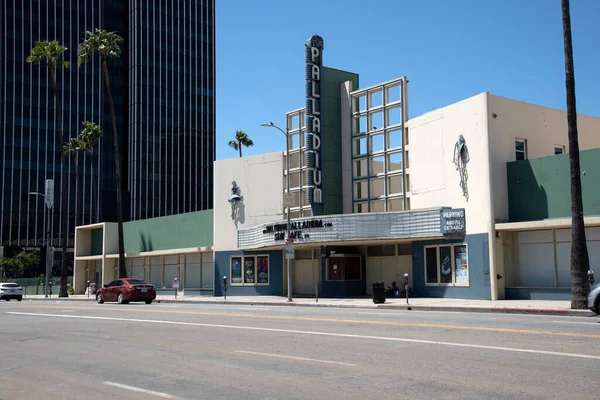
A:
[{"xmin": 305, "ymin": 35, "xmax": 324, "ymax": 205}]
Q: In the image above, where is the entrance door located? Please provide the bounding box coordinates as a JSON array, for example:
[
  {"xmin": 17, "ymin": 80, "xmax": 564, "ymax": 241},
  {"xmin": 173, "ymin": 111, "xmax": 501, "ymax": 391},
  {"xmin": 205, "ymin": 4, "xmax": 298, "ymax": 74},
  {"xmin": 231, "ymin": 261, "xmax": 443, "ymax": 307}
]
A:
[
  {"xmin": 366, "ymin": 256, "xmax": 412, "ymax": 294},
  {"xmin": 293, "ymin": 259, "xmax": 319, "ymax": 296}
]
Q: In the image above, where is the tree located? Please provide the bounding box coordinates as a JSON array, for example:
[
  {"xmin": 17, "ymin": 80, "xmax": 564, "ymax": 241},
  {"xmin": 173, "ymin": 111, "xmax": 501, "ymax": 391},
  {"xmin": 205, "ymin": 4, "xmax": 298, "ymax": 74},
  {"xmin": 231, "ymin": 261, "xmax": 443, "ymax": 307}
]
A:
[
  {"xmin": 26, "ymin": 40, "xmax": 70, "ymax": 297},
  {"xmin": 562, "ymin": 0, "xmax": 590, "ymax": 309},
  {"xmin": 228, "ymin": 130, "xmax": 254, "ymax": 157},
  {"xmin": 0, "ymin": 250, "xmax": 40, "ymax": 279},
  {"xmin": 78, "ymin": 29, "xmax": 127, "ymax": 279},
  {"xmin": 63, "ymin": 121, "xmax": 103, "ymax": 228}
]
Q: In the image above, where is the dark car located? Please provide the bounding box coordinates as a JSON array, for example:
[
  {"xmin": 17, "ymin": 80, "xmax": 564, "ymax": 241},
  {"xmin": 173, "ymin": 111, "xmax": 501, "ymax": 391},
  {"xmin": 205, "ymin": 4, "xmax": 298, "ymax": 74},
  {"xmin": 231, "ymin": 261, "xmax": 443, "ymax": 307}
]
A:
[{"xmin": 96, "ymin": 278, "xmax": 156, "ymax": 305}]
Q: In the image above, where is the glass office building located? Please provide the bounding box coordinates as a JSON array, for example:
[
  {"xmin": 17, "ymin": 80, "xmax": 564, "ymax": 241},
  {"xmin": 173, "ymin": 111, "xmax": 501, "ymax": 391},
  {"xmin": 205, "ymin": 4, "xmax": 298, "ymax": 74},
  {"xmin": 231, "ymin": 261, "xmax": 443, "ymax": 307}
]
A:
[{"xmin": 0, "ymin": 1, "xmax": 215, "ymax": 261}]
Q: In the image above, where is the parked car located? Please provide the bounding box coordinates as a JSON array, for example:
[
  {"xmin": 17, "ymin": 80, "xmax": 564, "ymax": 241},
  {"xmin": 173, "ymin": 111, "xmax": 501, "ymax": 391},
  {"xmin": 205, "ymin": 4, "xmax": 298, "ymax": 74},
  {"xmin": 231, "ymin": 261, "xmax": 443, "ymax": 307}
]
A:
[
  {"xmin": 588, "ymin": 281, "xmax": 600, "ymax": 315},
  {"xmin": 96, "ymin": 278, "xmax": 156, "ymax": 305},
  {"xmin": 0, "ymin": 282, "xmax": 23, "ymax": 301}
]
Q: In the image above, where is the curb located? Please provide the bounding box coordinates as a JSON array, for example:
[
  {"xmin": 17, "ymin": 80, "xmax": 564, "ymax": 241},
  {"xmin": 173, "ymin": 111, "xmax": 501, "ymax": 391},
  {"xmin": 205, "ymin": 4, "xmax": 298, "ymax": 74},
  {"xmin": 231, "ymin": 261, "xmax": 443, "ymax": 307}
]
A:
[{"xmin": 22, "ymin": 296, "xmax": 597, "ymax": 317}]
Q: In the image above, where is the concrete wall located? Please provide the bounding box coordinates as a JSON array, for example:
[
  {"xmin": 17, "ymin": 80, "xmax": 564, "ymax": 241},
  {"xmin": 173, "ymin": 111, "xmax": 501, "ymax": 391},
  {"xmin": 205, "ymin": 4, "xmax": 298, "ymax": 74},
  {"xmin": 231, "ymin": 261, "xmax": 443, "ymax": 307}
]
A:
[
  {"xmin": 122, "ymin": 210, "xmax": 213, "ymax": 253},
  {"xmin": 213, "ymin": 152, "xmax": 284, "ymax": 251},
  {"xmin": 488, "ymin": 94, "xmax": 600, "ymax": 222},
  {"xmin": 507, "ymin": 148, "xmax": 600, "ymax": 222},
  {"xmin": 407, "ymin": 93, "xmax": 492, "ymax": 236},
  {"xmin": 318, "ymin": 67, "xmax": 359, "ymax": 216}
]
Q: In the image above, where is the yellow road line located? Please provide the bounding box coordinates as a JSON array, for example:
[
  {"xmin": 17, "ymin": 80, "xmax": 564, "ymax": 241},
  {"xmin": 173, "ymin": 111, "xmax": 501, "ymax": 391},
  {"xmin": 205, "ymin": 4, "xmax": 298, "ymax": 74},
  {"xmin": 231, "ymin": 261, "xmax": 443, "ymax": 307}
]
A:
[{"xmin": 5, "ymin": 304, "xmax": 600, "ymax": 339}]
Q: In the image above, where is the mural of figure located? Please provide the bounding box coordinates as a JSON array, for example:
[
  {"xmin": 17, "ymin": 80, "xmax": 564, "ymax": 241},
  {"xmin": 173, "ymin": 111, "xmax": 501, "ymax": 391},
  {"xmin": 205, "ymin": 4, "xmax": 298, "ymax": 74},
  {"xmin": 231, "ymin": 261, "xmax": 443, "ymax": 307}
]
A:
[
  {"xmin": 228, "ymin": 181, "xmax": 242, "ymax": 220},
  {"xmin": 453, "ymin": 134, "xmax": 470, "ymax": 201}
]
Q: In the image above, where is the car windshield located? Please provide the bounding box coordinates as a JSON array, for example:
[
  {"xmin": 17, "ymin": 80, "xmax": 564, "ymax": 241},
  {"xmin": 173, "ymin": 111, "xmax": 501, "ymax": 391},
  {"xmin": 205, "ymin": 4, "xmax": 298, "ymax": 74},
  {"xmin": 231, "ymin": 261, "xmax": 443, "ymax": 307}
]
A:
[
  {"xmin": 127, "ymin": 279, "xmax": 149, "ymax": 285},
  {"xmin": 2, "ymin": 283, "xmax": 19, "ymax": 288}
]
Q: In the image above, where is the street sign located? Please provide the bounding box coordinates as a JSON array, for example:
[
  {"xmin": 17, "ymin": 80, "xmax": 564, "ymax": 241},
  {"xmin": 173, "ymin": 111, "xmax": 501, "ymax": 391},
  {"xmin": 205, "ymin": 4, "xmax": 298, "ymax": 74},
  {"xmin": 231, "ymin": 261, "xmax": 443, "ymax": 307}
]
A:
[
  {"xmin": 45, "ymin": 179, "xmax": 54, "ymax": 209},
  {"xmin": 283, "ymin": 192, "xmax": 296, "ymax": 208},
  {"xmin": 285, "ymin": 238, "xmax": 294, "ymax": 260},
  {"xmin": 172, "ymin": 279, "xmax": 179, "ymax": 289}
]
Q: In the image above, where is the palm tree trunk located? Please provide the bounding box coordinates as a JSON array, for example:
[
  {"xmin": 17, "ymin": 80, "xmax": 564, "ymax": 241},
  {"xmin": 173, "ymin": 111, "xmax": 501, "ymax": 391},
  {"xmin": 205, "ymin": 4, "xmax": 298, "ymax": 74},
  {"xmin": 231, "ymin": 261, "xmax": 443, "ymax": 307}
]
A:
[
  {"xmin": 239, "ymin": 140, "xmax": 242, "ymax": 158},
  {"xmin": 49, "ymin": 65, "xmax": 69, "ymax": 297},
  {"xmin": 562, "ymin": 0, "xmax": 590, "ymax": 309},
  {"xmin": 102, "ymin": 57, "xmax": 127, "ymax": 278}
]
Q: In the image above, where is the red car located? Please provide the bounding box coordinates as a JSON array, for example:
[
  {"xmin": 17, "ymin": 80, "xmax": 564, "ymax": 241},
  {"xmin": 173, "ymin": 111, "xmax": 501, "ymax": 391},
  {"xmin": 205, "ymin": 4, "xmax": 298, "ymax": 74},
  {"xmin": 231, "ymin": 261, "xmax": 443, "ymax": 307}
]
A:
[{"xmin": 96, "ymin": 278, "xmax": 156, "ymax": 304}]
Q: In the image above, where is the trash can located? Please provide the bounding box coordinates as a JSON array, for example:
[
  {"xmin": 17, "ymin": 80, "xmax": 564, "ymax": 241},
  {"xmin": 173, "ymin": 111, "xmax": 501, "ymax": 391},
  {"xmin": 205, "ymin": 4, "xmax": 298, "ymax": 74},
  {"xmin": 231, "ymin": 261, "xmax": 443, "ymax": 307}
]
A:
[{"xmin": 372, "ymin": 281, "xmax": 386, "ymax": 304}]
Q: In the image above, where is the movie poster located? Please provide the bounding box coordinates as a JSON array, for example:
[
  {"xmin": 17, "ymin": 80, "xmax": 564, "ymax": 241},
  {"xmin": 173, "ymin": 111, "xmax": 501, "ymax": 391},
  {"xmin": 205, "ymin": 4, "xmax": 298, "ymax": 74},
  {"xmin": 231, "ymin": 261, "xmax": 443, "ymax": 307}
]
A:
[
  {"xmin": 231, "ymin": 257, "xmax": 242, "ymax": 284},
  {"xmin": 257, "ymin": 256, "xmax": 269, "ymax": 284},
  {"xmin": 244, "ymin": 257, "xmax": 255, "ymax": 284}
]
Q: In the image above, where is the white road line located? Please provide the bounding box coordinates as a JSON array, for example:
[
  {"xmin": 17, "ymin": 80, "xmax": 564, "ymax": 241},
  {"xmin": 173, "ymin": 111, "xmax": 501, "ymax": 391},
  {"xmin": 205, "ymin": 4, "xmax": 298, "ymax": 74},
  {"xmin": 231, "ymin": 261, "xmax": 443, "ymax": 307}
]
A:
[
  {"xmin": 103, "ymin": 381, "xmax": 177, "ymax": 399},
  {"xmin": 7, "ymin": 312, "xmax": 600, "ymax": 361},
  {"xmin": 235, "ymin": 350, "xmax": 356, "ymax": 366},
  {"xmin": 552, "ymin": 320, "xmax": 600, "ymax": 326}
]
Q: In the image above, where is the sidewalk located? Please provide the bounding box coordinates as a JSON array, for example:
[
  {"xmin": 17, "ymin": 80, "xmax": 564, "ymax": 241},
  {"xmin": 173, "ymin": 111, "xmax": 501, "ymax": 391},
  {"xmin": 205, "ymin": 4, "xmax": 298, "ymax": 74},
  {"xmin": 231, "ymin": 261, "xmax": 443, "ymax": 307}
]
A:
[{"xmin": 21, "ymin": 293, "xmax": 596, "ymax": 317}]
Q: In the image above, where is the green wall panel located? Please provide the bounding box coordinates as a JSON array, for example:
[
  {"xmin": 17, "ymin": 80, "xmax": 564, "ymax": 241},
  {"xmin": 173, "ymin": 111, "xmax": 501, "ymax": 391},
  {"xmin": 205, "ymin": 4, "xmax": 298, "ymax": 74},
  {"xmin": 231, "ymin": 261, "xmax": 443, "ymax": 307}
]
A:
[
  {"xmin": 90, "ymin": 228, "xmax": 103, "ymax": 256},
  {"xmin": 507, "ymin": 148, "xmax": 600, "ymax": 222},
  {"xmin": 320, "ymin": 67, "xmax": 359, "ymax": 216},
  {"xmin": 123, "ymin": 209, "xmax": 213, "ymax": 253}
]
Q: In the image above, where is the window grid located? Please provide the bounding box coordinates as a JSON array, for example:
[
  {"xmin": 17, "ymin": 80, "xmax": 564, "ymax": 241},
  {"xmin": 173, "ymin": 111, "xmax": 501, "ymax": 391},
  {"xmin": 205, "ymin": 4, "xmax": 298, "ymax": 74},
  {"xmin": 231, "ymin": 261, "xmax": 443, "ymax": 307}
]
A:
[
  {"xmin": 284, "ymin": 108, "xmax": 312, "ymax": 219},
  {"xmin": 350, "ymin": 78, "xmax": 408, "ymax": 213}
]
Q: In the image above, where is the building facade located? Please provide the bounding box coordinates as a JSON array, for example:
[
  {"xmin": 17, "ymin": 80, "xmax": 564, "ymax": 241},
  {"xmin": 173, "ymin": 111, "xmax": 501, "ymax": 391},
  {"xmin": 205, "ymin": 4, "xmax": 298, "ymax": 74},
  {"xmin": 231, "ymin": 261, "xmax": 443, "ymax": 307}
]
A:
[
  {"xmin": 0, "ymin": 1, "xmax": 215, "ymax": 266},
  {"xmin": 73, "ymin": 35, "xmax": 600, "ymax": 301}
]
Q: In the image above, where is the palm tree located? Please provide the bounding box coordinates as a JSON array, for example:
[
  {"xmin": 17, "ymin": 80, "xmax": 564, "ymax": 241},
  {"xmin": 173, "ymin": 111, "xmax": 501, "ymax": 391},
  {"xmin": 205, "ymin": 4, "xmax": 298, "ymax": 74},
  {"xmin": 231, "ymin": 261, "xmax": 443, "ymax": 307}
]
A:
[
  {"xmin": 27, "ymin": 40, "xmax": 70, "ymax": 297},
  {"xmin": 562, "ymin": 0, "xmax": 590, "ymax": 309},
  {"xmin": 63, "ymin": 121, "xmax": 103, "ymax": 228},
  {"xmin": 78, "ymin": 29, "xmax": 127, "ymax": 279},
  {"xmin": 228, "ymin": 130, "xmax": 254, "ymax": 157}
]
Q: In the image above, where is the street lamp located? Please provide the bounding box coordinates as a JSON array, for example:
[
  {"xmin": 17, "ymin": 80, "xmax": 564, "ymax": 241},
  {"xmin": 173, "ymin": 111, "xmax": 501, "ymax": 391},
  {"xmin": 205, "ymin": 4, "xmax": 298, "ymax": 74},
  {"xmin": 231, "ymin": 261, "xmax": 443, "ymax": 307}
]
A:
[
  {"xmin": 28, "ymin": 179, "xmax": 54, "ymax": 298},
  {"xmin": 260, "ymin": 121, "xmax": 293, "ymax": 302}
]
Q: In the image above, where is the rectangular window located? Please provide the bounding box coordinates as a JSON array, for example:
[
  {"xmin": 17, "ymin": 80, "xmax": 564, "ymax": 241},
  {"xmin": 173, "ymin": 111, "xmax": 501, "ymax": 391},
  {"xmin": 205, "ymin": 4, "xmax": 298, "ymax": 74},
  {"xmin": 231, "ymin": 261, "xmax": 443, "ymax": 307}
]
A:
[
  {"xmin": 515, "ymin": 139, "xmax": 527, "ymax": 161},
  {"xmin": 230, "ymin": 255, "xmax": 269, "ymax": 286},
  {"xmin": 424, "ymin": 244, "xmax": 469, "ymax": 286},
  {"xmin": 554, "ymin": 145, "xmax": 565, "ymax": 155}
]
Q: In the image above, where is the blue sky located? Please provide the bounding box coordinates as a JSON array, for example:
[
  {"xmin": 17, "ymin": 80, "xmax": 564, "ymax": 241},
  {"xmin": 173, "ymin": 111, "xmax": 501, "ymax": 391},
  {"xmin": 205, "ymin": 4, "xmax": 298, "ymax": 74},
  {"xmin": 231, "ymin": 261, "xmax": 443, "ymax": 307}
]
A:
[{"xmin": 215, "ymin": 0, "xmax": 599, "ymax": 160}]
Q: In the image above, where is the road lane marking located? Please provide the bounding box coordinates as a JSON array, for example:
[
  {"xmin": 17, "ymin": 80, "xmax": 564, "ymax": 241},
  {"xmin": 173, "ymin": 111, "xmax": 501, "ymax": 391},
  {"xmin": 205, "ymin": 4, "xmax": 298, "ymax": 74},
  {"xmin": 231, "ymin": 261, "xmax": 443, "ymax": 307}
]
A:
[
  {"xmin": 103, "ymin": 381, "xmax": 178, "ymax": 398},
  {"xmin": 7, "ymin": 306, "xmax": 600, "ymax": 339},
  {"xmin": 552, "ymin": 320, "xmax": 600, "ymax": 326},
  {"xmin": 8, "ymin": 312, "xmax": 600, "ymax": 361},
  {"xmin": 235, "ymin": 350, "xmax": 356, "ymax": 366}
]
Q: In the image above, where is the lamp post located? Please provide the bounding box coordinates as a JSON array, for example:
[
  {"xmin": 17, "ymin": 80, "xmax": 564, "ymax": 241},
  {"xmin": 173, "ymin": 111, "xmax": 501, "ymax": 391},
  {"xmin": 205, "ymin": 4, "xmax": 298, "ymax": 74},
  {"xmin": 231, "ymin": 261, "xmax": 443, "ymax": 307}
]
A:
[
  {"xmin": 260, "ymin": 121, "xmax": 293, "ymax": 302},
  {"xmin": 29, "ymin": 179, "xmax": 54, "ymax": 298}
]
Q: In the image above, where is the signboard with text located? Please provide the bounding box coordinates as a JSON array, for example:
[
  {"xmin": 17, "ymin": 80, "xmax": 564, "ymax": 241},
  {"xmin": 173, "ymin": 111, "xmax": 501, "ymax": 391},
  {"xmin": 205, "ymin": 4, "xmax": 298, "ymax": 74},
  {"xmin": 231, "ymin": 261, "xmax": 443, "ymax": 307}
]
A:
[{"xmin": 440, "ymin": 208, "xmax": 466, "ymax": 234}]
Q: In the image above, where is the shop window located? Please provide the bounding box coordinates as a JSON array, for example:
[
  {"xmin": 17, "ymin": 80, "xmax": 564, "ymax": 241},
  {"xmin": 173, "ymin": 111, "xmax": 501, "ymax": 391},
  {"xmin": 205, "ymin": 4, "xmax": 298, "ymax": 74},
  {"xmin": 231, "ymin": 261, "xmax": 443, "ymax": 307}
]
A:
[
  {"xmin": 515, "ymin": 139, "xmax": 527, "ymax": 160},
  {"xmin": 424, "ymin": 244, "xmax": 469, "ymax": 285},
  {"xmin": 230, "ymin": 255, "xmax": 269, "ymax": 286},
  {"xmin": 554, "ymin": 145, "xmax": 565, "ymax": 155},
  {"xmin": 367, "ymin": 245, "xmax": 395, "ymax": 257},
  {"xmin": 327, "ymin": 256, "xmax": 361, "ymax": 281}
]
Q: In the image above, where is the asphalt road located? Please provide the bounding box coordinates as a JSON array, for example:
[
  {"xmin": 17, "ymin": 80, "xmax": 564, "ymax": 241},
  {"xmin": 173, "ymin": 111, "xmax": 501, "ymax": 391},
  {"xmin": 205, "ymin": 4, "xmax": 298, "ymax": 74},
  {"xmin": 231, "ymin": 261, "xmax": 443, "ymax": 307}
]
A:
[{"xmin": 1, "ymin": 301, "xmax": 599, "ymax": 400}]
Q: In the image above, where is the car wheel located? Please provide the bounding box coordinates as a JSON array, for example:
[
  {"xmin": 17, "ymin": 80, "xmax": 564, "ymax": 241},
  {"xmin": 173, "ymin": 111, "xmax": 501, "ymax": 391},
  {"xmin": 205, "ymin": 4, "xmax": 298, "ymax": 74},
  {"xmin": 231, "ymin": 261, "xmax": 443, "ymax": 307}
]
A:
[
  {"xmin": 145, "ymin": 300, "xmax": 153, "ymax": 305},
  {"xmin": 117, "ymin": 293, "xmax": 128, "ymax": 304},
  {"xmin": 17, "ymin": 297, "xmax": 22, "ymax": 302},
  {"xmin": 96, "ymin": 293, "xmax": 104, "ymax": 304},
  {"xmin": 596, "ymin": 298, "xmax": 600, "ymax": 315},
  {"xmin": 5, "ymin": 299, "xmax": 10, "ymax": 302}
]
